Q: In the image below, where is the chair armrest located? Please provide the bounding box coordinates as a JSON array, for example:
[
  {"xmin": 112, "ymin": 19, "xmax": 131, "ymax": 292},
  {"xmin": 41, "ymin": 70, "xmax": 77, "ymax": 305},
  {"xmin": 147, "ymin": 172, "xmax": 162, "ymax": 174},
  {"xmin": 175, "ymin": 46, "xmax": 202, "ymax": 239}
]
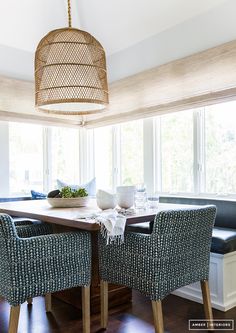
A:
[
  {"xmin": 99, "ymin": 231, "xmax": 156, "ymax": 262},
  {"xmin": 16, "ymin": 223, "xmax": 53, "ymax": 238},
  {"xmin": 13, "ymin": 219, "xmax": 33, "ymax": 226},
  {"xmin": 124, "ymin": 231, "xmax": 154, "ymax": 254},
  {"xmin": 99, "ymin": 231, "xmax": 160, "ymax": 285},
  {"xmin": 15, "ymin": 231, "xmax": 91, "ymax": 259}
]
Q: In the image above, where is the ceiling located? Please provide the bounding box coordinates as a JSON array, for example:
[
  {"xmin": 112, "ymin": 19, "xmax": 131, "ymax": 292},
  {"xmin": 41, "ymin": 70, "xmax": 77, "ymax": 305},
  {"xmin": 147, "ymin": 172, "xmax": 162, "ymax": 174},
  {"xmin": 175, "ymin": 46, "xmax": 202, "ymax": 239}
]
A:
[{"xmin": 0, "ymin": 0, "xmax": 228, "ymax": 56}]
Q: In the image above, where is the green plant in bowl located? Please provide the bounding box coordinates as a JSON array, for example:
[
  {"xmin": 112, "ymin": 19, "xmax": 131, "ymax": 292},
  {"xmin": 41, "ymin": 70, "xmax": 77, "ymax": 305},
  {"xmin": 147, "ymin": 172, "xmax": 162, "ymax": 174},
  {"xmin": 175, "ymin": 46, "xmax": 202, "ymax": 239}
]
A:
[{"xmin": 60, "ymin": 186, "xmax": 88, "ymax": 198}]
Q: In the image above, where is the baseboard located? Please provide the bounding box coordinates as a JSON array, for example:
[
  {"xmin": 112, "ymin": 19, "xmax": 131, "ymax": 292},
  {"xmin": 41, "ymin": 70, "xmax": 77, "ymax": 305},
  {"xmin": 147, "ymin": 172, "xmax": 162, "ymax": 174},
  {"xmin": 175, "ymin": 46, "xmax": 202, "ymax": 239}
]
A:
[
  {"xmin": 172, "ymin": 288, "xmax": 230, "ymax": 311},
  {"xmin": 171, "ymin": 251, "xmax": 236, "ymax": 312}
]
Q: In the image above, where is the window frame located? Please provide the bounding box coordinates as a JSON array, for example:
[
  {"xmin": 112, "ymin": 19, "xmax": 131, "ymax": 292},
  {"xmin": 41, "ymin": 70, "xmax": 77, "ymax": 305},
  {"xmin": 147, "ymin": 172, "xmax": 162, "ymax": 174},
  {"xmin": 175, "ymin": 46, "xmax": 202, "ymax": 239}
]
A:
[
  {"xmin": 0, "ymin": 122, "xmax": 82, "ymax": 197},
  {"xmin": 91, "ymin": 103, "xmax": 236, "ymax": 199},
  {"xmin": 2, "ymin": 101, "xmax": 236, "ymax": 199}
]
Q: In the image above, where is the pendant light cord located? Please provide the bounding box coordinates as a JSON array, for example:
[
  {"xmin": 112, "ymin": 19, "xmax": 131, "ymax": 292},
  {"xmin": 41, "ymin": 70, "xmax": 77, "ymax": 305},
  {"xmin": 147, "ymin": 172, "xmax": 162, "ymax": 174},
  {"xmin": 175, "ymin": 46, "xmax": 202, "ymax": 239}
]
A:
[{"xmin": 68, "ymin": 0, "xmax": 72, "ymax": 27}]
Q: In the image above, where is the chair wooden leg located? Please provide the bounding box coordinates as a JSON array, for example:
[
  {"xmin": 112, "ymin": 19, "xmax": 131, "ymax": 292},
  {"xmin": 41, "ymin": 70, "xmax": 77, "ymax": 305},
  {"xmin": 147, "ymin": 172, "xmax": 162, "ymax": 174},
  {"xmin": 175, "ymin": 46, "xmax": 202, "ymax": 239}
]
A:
[
  {"xmin": 45, "ymin": 293, "xmax": 52, "ymax": 312},
  {"xmin": 9, "ymin": 305, "xmax": 20, "ymax": 333},
  {"xmin": 27, "ymin": 298, "xmax": 32, "ymax": 305},
  {"xmin": 201, "ymin": 280, "xmax": 213, "ymax": 321},
  {"xmin": 82, "ymin": 285, "xmax": 90, "ymax": 333},
  {"xmin": 151, "ymin": 300, "xmax": 164, "ymax": 333},
  {"xmin": 100, "ymin": 280, "xmax": 108, "ymax": 329}
]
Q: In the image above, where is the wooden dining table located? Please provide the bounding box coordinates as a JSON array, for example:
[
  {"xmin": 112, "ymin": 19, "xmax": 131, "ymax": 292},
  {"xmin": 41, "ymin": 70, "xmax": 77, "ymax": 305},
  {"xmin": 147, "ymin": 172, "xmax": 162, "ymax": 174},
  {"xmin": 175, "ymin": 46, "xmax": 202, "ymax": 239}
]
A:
[{"xmin": 0, "ymin": 199, "xmax": 198, "ymax": 313}]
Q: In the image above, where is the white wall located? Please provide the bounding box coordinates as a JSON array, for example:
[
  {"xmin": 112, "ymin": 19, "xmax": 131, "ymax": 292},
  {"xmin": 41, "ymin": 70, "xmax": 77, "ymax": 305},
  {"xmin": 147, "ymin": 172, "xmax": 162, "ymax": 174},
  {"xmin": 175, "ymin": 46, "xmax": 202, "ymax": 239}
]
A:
[
  {"xmin": 0, "ymin": 44, "xmax": 33, "ymax": 81},
  {"xmin": 1, "ymin": 0, "xmax": 236, "ymax": 85},
  {"xmin": 107, "ymin": 0, "xmax": 236, "ymax": 82}
]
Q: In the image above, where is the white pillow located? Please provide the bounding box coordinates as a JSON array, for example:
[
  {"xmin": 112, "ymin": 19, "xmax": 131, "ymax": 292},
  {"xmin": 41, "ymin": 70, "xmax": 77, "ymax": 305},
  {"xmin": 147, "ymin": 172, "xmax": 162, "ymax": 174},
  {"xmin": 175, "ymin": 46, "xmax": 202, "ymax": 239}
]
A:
[{"xmin": 57, "ymin": 178, "xmax": 96, "ymax": 197}]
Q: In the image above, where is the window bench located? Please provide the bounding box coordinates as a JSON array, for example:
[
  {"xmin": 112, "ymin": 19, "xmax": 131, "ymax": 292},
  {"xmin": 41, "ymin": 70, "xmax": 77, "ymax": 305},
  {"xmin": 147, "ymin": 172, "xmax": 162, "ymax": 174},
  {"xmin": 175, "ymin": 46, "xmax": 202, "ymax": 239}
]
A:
[{"xmin": 127, "ymin": 196, "xmax": 236, "ymax": 311}]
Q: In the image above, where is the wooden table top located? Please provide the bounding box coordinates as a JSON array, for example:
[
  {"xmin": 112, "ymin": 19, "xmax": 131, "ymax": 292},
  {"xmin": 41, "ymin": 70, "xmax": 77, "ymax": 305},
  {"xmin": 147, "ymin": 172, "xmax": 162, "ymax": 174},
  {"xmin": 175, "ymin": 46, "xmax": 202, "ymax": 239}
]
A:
[{"xmin": 0, "ymin": 199, "xmax": 200, "ymax": 231}]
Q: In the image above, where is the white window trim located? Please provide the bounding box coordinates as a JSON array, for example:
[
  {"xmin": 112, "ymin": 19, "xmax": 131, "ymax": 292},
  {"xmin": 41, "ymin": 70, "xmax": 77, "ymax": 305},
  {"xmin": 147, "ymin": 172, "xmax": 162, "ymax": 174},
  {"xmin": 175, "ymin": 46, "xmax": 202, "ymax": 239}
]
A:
[
  {"xmin": 193, "ymin": 108, "xmax": 205, "ymax": 195},
  {"xmin": 0, "ymin": 122, "xmax": 9, "ymax": 196},
  {"xmin": 143, "ymin": 118, "xmax": 156, "ymax": 195},
  {"xmin": 0, "ymin": 123, "xmax": 82, "ymax": 197},
  {"xmin": 2, "ymin": 103, "xmax": 236, "ymax": 199},
  {"xmin": 112, "ymin": 125, "xmax": 121, "ymax": 189},
  {"xmin": 79, "ymin": 128, "xmax": 94, "ymax": 184},
  {"xmin": 43, "ymin": 127, "xmax": 52, "ymax": 193}
]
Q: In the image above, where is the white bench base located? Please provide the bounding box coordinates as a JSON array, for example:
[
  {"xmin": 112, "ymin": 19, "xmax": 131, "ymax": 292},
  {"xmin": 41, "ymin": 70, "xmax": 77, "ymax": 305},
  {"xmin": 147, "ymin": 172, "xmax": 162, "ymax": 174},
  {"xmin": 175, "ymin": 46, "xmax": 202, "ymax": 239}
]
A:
[{"xmin": 172, "ymin": 251, "xmax": 236, "ymax": 312}]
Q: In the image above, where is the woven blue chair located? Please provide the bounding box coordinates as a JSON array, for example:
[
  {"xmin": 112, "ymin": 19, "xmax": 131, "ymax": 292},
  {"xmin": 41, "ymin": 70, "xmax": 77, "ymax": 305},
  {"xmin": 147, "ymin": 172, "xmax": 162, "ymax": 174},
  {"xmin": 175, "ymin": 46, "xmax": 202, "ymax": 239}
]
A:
[
  {"xmin": 0, "ymin": 213, "xmax": 91, "ymax": 333},
  {"xmin": 99, "ymin": 206, "xmax": 216, "ymax": 333}
]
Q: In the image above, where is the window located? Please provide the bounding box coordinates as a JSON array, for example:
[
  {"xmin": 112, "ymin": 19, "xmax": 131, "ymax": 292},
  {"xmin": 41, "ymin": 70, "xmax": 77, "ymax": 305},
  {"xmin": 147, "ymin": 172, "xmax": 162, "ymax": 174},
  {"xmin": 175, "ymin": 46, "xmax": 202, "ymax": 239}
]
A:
[
  {"xmin": 3, "ymin": 99, "xmax": 236, "ymax": 199},
  {"xmin": 51, "ymin": 127, "xmax": 80, "ymax": 187},
  {"xmin": 204, "ymin": 102, "xmax": 236, "ymax": 195},
  {"xmin": 93, "ymin": 121, "xmax": 144, "ymax": 191},
  {"xmin": 120, "ymin": 120, "xmax": 143, "ymax": 185},
  {"xmin": 160, "ymin": 111, "xmax": 194, "ymax": 193},
  {"xmin": 9, "ymin": 123, "xmax": 44, "ymax": 195},
  {"xmin": 94, "ymin": 126, "xmax": 113, "ymax": 190},
  {"xmin": 1, "ymin": 122, "xmax": 81, "ymax": 196}
]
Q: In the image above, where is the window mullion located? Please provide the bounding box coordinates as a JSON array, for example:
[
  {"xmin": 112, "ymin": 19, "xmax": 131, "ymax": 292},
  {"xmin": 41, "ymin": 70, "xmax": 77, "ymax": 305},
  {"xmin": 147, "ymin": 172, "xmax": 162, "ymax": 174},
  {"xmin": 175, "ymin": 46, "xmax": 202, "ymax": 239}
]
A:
[
  {"xmin": 112, "ymin": 125, "xmax": 121, "ymax": 190},
  {"xmin": 143, "ymin": 118, "xmax": 155, "ymax": 195},
  {"xmin": 199, "ymin": 108, "xmax": 206, "ymax": 193},
  {"xmin": 79, "ymin": 127, "xmax": 93, "ymax": 183},
  {"xmin": 193, "ymin": 108, "xmax": 205, "ymax": 195},
  {"xmin": 0, "ymin": 122, "xmax": 10, "ymax": 196},
  {"xmin": 154, "ymin": 117, "xmax": 162, "ymax": 194},
  {"xmin": 193, "ymin": 110, "xmax": 199, "ymax": 194},
  {"xmin": 43, "ymin": 127, "xmax": 52, "ymax": 192}
]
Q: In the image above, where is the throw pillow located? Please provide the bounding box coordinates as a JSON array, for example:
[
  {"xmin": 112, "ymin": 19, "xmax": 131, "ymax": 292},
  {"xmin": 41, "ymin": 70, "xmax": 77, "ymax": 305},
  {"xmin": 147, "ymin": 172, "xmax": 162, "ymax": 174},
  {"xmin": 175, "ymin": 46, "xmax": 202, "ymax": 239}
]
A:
[
  {"xmin": 57, "ymin": 178, "xmax": 96, "ymax": 197},
  {"xmin": 31, "ymin": 190, "xmax": 47, "ymax": 200}
]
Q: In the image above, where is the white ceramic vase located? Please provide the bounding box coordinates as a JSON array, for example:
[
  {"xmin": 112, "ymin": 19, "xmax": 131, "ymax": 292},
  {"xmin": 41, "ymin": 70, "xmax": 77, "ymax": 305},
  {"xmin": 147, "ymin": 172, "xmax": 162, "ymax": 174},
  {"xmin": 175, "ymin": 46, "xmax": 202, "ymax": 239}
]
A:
[
  {"xmin": 96, "ymin": 189, "xmax": 117, "ymax": 210},
  {"xmin": 116, "ymin": 186, "xmax": 135, "ymax": 209}
]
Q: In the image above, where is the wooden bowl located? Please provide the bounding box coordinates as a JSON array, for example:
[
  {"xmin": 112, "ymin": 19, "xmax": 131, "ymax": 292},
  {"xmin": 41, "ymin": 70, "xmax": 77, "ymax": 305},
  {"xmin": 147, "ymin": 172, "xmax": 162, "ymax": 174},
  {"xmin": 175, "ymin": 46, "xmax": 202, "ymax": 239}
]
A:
[{"xmin": 47, "ymin": 197, "xmax": 90, "ymax": 208}]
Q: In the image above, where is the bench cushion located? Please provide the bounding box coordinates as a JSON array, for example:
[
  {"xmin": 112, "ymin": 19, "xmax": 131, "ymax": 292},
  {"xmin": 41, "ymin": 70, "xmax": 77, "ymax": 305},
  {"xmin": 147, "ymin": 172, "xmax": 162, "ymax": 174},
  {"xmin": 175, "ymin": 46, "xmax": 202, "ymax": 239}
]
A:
[
  {"xmin": 126, "ymin": 222, "xmax": 152, "ymax": 234},
  {"xmin": 159, "ymin": 196, "xmax": 236, "ymax": 229},
  {"xmin": 211, "ymin": 227, "xmax": 236, "ymax": 254},
  {"xmin": 127, "ymin": 223, "xmax": 236, "ymax": 254}
]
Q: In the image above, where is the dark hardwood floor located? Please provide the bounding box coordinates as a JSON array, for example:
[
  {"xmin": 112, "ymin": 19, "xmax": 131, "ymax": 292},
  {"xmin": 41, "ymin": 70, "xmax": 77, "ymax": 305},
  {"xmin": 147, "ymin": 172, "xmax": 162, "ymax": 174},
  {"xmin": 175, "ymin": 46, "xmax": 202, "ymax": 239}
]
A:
[{"xmin": 0, "ymin": 292, "xmax": 235, "ymax": 333}]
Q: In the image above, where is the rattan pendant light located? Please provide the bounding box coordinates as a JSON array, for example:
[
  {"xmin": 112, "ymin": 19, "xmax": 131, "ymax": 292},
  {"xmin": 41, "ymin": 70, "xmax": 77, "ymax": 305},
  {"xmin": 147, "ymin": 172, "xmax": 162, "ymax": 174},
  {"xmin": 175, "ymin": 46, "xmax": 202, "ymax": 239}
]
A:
[{"xmin": 35, "ymin": 0, "xmax": 109, "ymax": 115}]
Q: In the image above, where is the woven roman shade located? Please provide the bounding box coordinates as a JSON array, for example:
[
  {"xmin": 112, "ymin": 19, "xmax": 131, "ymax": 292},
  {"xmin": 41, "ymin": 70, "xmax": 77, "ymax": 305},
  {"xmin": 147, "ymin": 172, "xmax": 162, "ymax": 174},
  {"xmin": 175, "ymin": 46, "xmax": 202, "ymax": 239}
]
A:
[
  {"xmin": 84, "ymin": 39, "xmax": 236, "ymax": 128},
  {"xmin": 1, "ymin": 40, "xmax": 236, "ymax": 127},
  {"xmin": 35, "ymin": 28, "xmax": 108, "ymax": 115}
]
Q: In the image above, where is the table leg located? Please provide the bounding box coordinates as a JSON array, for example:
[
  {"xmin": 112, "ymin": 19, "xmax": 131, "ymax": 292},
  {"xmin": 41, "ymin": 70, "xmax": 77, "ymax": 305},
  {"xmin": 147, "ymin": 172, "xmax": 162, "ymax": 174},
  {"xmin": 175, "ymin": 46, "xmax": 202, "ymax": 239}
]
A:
[{"xmin": 53, "ymin": 227, "xmax": 131, "ymax": 314}]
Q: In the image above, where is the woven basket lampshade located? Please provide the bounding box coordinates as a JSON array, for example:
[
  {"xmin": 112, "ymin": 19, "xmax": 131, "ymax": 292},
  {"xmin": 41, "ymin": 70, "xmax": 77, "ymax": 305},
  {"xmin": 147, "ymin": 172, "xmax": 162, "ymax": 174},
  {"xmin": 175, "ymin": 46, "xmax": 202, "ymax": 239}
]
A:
[{"xmin": 35, "ymin": 2, "xmax": 109, "ymax": 115}]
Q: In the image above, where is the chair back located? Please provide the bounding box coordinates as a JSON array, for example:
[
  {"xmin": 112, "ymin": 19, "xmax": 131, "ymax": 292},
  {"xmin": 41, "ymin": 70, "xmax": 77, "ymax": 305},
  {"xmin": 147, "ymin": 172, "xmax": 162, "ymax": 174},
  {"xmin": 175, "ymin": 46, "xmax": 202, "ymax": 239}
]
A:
[
  {"xmin": 0, "ymin": 214, "xmax": 19, "ymax": 301},
  {"xmin": 151, "ymin": 206, "xmax": 216, "ymax": 289},
  {"xmin": 0, "ymin": 213, "xmax": 18, "ymax": 239}
]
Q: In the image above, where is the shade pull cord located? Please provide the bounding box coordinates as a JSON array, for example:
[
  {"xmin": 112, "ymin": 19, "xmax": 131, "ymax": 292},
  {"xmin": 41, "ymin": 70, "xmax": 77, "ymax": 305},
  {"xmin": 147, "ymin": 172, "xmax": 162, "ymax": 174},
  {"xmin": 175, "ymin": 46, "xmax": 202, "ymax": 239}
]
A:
[{"xmin": 68, "ymin": 0, "xmax": 72, "ymax": 27}]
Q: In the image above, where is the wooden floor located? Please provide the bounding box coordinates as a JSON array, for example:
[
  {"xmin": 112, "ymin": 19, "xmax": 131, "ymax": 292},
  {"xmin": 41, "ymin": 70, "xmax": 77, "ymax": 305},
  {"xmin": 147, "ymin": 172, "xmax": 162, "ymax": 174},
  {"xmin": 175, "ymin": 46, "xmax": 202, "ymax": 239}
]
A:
[{"xmin": 0, "ymin": 292, "xmax": 235, "ymax": 333}]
